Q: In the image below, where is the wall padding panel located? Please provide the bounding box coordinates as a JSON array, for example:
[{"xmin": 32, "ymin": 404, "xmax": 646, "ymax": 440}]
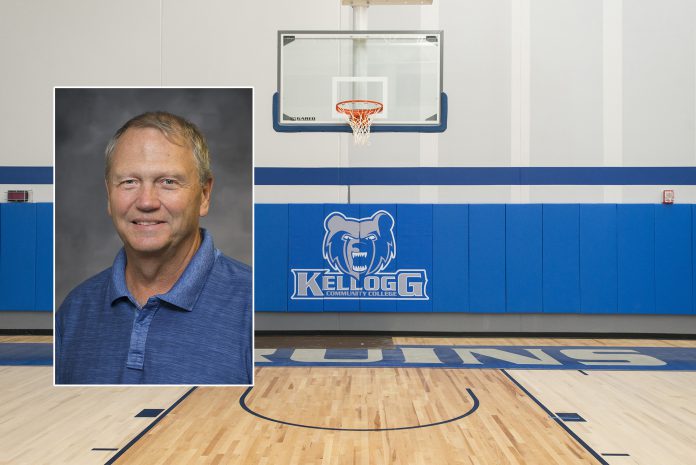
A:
[
  {"xmin": 579, "ymin": 204, "xmax": 618, "ymax": 313},
  {"xmin": 396, "ymin": 204, "xmax": 432, "ymax": 313},
  {"xmin": 360, "ymin": 205, "xmax": 397, "ymax": 313},
  {"xmin": 288, "ymin": 204, "xmax": 324, "ymax": 312},
  {"xmin": 254, "ymin": 203, "xmax": 696, "ymax": 315},
  {"xmin": 506, "ymin": 205, "xmax": 543, "ymax": 313},
  {"xmin": 433, "ymin": 205, "xmax": 468, "ymax": 312},
  {"xmin": 654, "ymin": 205, "xmax": 692, "ymax": 314},
  {"xmin": 254, "ymin": 204, "xmax": 288, "ymax": 312},
  {"xmin": 467, "ymin": 205, "xmax": 506, "ymax": 312},
  {"xmin": 0, "ymin": 203, "xmax": 52, "ymax": 312},
  {"xmin": 543, "ymin": 205, "xmax": 581, "ymax": 313},
  {"xmin": 323, "ymin": 204, "xmax": 360, "ymax": 312},
  {"xmin": 617, "ymin": 205, "xmax": 656, "ymax": 313},
  {"xmin": 35, "ymin": 203, "xmax": 53, "ymax": 311}
]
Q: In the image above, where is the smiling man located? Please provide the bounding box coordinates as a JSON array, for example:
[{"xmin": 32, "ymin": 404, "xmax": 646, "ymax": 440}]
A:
[{"xmin": 55, "ymin": 112, "xmax": 252, "ymax": 385}]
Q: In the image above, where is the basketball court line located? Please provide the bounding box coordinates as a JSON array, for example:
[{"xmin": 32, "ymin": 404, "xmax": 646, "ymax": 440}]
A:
[
  {"xmin": 104, "ymin": 387, "xmax": 197, "ymax": 465},
  {"xmin": 239, "ymin": 385, "xmax": 479, "ymax": 432},
  {"xmin": 500, "ymin": 369, "xmax": 610, "ymax": 465}
]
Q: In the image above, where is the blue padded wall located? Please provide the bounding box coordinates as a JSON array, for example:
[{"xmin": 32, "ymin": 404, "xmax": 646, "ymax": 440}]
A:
[
  {"xmin": 432, "ymin": 205, "xmax": 468, "ymax": 312},
  {"xmin": 360, "ymin": 205, "xmax": 397, "ymax": 312},
  {"xmin": 254, "ymin": 204, "xmax": 288, "ymax": 312},
  {"xmin": 469, "ymin": 205, "xmax": 506, "ymax": 312},
  {"xmin": 396, "ymin": 204, "xmax": 432, "ymax": 313},
  {"xmin": 543, "ymin": 205, "xmax": 580, "ymax": 313},
  {"xmin": 35, "ymin": 203, "xmax": 53, "ymax": 311},
  {"xmin": 288, "ymin": 204, "xmax": 324, "ymax": 312},
  {"xmin": 323, "ymin": 204, "xmax": 360, "ymax": 312},
  {"xmin": 617, "ymin": 205, "xmax": 656, "ymax": 313},
  {"xmin": 579, "ymin": 205, "xmax": 618, "ymax": 313},
  {"xmin": 254, "ymin": 203, "xmax": 696, "ymax": 315},
  {"xmin": 654, "ymin": 205, "xmax": 692, "ymax": 314},
  {"xmin": 506, "ymin": 205, "xmax": 542, "ymax": 313},
  {"xmin": 0, "ymin": 203, "xmax": 52, "ymax": 312}
]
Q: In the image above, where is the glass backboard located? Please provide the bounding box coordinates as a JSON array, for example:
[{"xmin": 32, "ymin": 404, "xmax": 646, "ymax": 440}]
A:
[{"xmin": 274, "ymin": 31, "xmax": 446, "ymax": 133}]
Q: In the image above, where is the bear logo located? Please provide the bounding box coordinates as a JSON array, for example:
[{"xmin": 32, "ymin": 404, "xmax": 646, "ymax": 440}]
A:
[{"xmin": 322, "ymin": 210, "xmax": 396, "ymax": 279}]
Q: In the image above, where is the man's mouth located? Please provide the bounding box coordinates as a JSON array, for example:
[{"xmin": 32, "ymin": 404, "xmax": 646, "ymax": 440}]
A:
[{"xmin": 131, "ymin": 220, "xmax": 165, "ymax": 226}]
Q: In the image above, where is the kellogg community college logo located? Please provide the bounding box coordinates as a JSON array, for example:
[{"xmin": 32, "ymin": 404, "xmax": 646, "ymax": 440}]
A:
[{"xmin": 291, "ymin": 210, "xmax": 429, "ymax": 300}]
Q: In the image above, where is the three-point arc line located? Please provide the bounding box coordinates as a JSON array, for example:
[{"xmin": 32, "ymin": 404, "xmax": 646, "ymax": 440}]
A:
[{"xmin": 238, "ymin": 386, "xmax": 479, "ymax": 432}]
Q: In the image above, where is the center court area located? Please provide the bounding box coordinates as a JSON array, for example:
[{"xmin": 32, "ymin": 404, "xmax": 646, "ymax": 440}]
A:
[{"xmin": 1, "ymin": 335, "xmax": 695, "ymax": 465}]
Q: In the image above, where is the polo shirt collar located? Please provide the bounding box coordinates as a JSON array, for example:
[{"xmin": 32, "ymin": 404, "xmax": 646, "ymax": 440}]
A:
[{"xmin": 108, "ymin": 229, "xmax": 218, "ymax": 311}]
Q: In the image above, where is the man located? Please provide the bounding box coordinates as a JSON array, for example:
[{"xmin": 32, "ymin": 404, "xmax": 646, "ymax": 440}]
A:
[{"xmin": 56, "ymin": 112, "xmax": 252, "ymax": 385}]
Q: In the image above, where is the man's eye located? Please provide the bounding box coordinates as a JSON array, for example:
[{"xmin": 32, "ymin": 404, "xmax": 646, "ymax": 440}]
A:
[
  {"xmin": 120, "ymin": 179, "xmax": 137, "ymax": 186},
  {"xmin": 161, "ymin": 179, "xmax": 177, "ymax": 186}
]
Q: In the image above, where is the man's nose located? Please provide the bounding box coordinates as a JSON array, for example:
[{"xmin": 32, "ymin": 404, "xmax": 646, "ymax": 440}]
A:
[{"xmin": 135, "ymin": 184, "xmax": 161, "ymax": 211}]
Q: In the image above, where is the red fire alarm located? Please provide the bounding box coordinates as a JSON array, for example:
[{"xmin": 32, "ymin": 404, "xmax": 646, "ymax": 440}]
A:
[
  {"xmin": 662, "ymin": 189, "xmax": 674, "ymax": 204},
  {"xmin": 7, "ymin": 190, "xmax": 29, "ymax": 202}
]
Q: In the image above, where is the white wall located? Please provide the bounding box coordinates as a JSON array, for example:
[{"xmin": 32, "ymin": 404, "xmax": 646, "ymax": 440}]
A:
[{"xmin": 1, "ymin": 0, "xmax": 695, "ymax": 204}]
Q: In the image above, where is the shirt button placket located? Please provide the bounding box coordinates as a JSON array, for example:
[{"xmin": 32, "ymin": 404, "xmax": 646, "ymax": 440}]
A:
[{"xmin": 126, "ymin": 299, "xmax": 160, "ymax": 370}]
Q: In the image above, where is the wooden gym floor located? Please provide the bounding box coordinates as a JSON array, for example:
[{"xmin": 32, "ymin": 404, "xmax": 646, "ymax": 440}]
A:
[{"xmin": 1, "ymin": 335, "xmax": 695, "ymax": 465}]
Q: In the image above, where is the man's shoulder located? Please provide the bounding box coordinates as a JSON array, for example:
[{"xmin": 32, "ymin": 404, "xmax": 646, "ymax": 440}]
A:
[
  {"xmin": 213, "ymin": 252, "xmax": 251, "ymax": 282},
  {"xmin": 201, "ymin": 252, "xmax": 251, "ymax": 306},
  {"xmin": 61, "ymin": 268, "xmax": 112, "ymax": 307}
]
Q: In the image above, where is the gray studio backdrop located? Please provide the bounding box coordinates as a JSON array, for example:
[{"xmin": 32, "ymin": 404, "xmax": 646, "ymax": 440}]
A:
[{"xmin": 55, "ymin": 88, "xmax": 252, "ymax": 307}]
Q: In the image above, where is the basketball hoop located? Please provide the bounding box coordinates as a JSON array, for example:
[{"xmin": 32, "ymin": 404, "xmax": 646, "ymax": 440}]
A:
[{"xmin": 336, "ymin": 99, "xmax": 383, "ymax": 145}]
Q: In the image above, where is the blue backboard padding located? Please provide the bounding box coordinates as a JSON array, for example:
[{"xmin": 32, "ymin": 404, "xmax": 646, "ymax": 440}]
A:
[
  {"xmin": 288, "ymin": 204, "xmax": 324, "ymax": 312},
  {"xmin": 694, "ymin": 205, "xmax": 696, "ymax": 313},
  {"xmin": 0, "ymin": 167, "xmax": 52, "ymax": 184},
  {"xmin": 469, "ymin": 205, "xmax": 506, "ymax": 312},
  {"xmin": 618, "ymin": 205, "xmax": 656, "ymax": 313},
  {"xmin": 655, "ymin": 205, "xmax": 692, "ymax": 314},
  {"xmin": 35, "ymin": 204, "xmax": 53, "ymax": 311},
  {"xmin": 254, "ymin": 204, "xmax": 289, "ymax": 312},
  {"xmin": 272, "ymin": 92, "xmax": 448, "ymax": 133},
  {"xmin": 254, "ymin": 203, "xmax": 696, "ymax": 314},
  {"xmin": 360, "ymin": 205, "xmax": 397, "ymax": 312},
  {"xmin": 322, "ymin": 204, "xmax": 361, "ymax": 312},
  {"xmin": 506, "ymin": 205, "xmax": 542, "ymax": 312},
  {"xmin": 396, "ymin": 205, "xmax": 433, "ymax": 312},
  {"xmin": 0, "ymin": 204, "xmax": 37, "ymax": 310},
  {"xmin": 543, "ymin": 205, "xmax": 580, "ymax": 313},
  {"xmin": 0, "ymin": 343, "xmax": 52, "ymax": 365},
  {"xmin": 580, "ymin": 205, "xmax": 618, "ymax": 313},
  {"xmin": 433, "ymin": 205, "xmax": 468, "ymax": 312},
  {"xmin": 255, "ymin": 166, "xmax": 696, "ymax": 186}
]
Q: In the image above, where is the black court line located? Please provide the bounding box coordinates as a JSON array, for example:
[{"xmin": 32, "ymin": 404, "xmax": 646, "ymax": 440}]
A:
[
  {"xmin": 239, "ymin": 386, "xmax": 479, "ymax": 432},
  {"xmin": 103, "ymin": 387, "xmax": 197, "ymax": 465},
  {"xmin": 578, "ymin": 370, "xmax": 589, "ymax": 376},
  {"xmin": 501, "ymin": 370, "xmax": 610, "ymax": 465},
  {"xmin": 602, "ymin": 453, "xmax": 630, "ymax": 457}
]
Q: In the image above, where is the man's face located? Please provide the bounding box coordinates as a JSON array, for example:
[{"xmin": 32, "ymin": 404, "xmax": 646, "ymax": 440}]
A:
[{"xmin": 106, "ymin": 127, "xmax": 212, "ymax": 258}]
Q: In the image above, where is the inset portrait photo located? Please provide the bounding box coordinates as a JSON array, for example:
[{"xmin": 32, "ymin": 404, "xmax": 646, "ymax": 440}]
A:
[{"xmin": 54, "ymin": 88, "xmax": 253, "ymax": 385}]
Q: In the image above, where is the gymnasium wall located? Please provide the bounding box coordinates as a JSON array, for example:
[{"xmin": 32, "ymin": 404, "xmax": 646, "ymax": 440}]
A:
[{"xmin": 1, "ymin": 1, "xmax": 695, "ymax": 330}]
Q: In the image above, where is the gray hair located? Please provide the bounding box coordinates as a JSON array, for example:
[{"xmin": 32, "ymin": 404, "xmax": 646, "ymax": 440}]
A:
[{"xmin": 104, "ymin": 111, "xmax": 212, "ymax": 185}]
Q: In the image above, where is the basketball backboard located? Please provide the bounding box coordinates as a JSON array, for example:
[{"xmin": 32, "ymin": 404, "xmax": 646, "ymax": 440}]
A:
[{"xmin": 274, "ymin": 31, "xmax": 446, "ymax": 133}]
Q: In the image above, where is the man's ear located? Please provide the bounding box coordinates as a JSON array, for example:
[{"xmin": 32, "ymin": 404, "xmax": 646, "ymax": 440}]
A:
[
  {"xmin": 105, "ymin": 178, "xmax": 112, "ymax": 217},
  {"xmin": 199, "ymin": 177, "xmax": 213, "ymax": 217}
]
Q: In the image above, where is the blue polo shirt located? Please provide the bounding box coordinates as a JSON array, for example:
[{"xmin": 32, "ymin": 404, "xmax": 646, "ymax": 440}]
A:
[{"xmin": 56, "ymin": 230, "xmax": 252, "ymax": 385}]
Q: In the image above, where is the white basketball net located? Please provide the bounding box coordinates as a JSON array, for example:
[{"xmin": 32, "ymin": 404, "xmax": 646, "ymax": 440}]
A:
[{"xmin": 346, "ymin": 112, "xmax": 374, "ymax": 145}]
